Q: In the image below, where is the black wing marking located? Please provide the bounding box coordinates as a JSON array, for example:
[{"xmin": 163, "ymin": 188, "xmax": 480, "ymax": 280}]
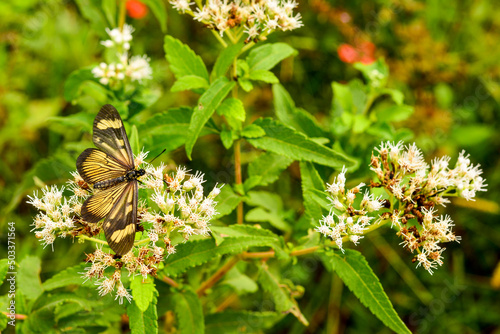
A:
[
  {"xmin": 76, "ymin": 148, "xmax": 128, "ymax": 185},
  {"xmin": 102, "ymin": 181, "xmax": 137, "ymax": 255},
  {"xmin": 92, "ymin": 104, "xmax": 134, "ymax": 168},
  {"xmin": 80, "ymin": 182, "xmax": 128, "ymax": 224}
]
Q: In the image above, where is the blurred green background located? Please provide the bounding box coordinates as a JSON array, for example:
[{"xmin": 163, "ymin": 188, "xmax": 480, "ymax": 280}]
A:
[{"xmin": 1, "ymin": 0, "xmax": 499, "ymax": 332}]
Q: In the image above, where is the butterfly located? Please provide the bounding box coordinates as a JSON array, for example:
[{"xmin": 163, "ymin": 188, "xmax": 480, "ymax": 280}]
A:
[{"xmin": 76, "ymin": 104, "xmax": 145, "ymax": 255}]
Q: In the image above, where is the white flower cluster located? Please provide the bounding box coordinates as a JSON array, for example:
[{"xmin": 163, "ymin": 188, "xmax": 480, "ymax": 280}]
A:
[
  {"xmin": 368, "ymin": 141, "xmax": 487, "ymax": 274},
  {"xmin": 316, "ymin": 167, "xmax": 383, "ymax": 253},
  {"xmin": 28, "ymin": 154, "xmax": 221, "ymax": 302},
  {"xmin": 91, "ymin": 24, "xmax": 152, "ymax": 86},
  {"xmin": 141, "ymin": 164, "xmax": 222, "ymax": 249},
  {"xmin": 169, "ymin": 0, "xmax": 303, "ymax": 38},
  {"xmin": 371, "ymin": 141, "xmax": 487, "ymax": 204}
]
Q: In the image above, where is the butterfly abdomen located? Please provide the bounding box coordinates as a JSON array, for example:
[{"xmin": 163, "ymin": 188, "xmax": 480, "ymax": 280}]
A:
[{"xmin": 94, "ymin": 176, "xmax": 126, "ymax": 190}]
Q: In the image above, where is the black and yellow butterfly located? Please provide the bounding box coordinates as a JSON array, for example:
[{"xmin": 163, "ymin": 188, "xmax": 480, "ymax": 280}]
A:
[{"xmin": 76, "ymin": 104, "xmax": 145, "ymax": 255}]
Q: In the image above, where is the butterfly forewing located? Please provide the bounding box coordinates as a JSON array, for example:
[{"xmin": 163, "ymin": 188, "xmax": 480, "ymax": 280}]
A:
[
  {"xmin": 102, "ymin": 182, "xmax": 137, "ymax": 255},
  {"xmin": 92, "ymin": 104, "xmax": 134, "ymax": 168},
  {"xmin": 80, "ymin": 182, "xmax": 128, "ymax": 224},
  {"xmin": 76, "ymin": 148, "xmax": 128, "ymax": 185}
]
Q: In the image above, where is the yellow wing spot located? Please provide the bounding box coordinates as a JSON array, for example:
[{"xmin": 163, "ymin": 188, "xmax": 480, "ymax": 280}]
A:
[
  {"xmin": 96, "ymin": 119, "xmax": 122, "ymax": 130},
  {"xmin": 110, "ymin": 224, "xmax": 135, "ymax": 243}
]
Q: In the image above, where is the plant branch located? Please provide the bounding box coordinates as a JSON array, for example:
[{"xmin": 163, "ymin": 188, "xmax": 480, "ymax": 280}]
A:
[
  {"xmin": 77, "ymin": 234, "xmax": 108, "ymax": 245},
  {"xmin": 159, "ymin": 274, "xmax": 180, "ymax": 288},
  {"xmin": 197, "ymin": 256, "xmax": 240, "ymax": 296}
]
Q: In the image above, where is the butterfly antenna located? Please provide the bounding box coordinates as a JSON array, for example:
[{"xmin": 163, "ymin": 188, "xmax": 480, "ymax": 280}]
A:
[{"xmin": 149, "ymin": 149, "xmax": 166, "ymax": 164}]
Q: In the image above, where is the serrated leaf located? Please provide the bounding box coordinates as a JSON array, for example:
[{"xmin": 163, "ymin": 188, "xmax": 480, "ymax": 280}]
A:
[
  {"xmin": 214, "ymin": 185, "xmax": 242, "ymax": 219},
  {"xmin": 321, "ymin": 249, "xmax": 411, "ymax": 334},
  {"xmin": 211, "ymin": 225, "xmax": 287, "ymax": 259},
  {"xmin": 376, "ymin": 105, "xmax": 414, "ymax": 122},
  {"xmin": 300, "ymin": 162, "xmax": 327, "ymax": 223},
  {"xmin": 220, "ymin": 129, "xmax": 235, "ymax": 149},
  {"xmin": 205, "ymin": 311, "xmax": 282, "ymax": 334},
  {"xmin": 245, "ymin": 152, "xmax": 293, "ymax": 190},
  {"xmin": 247, "ymin": 43, "xmax": 297, "ymax": 71},
  {"xmin": 131, "ymin": 277, "xmax": 157, "ymax": 313},
  {"xmin": 241, "ymin": 124, "xmax": 265, "ymax": 138},
  {"xmin": 211, "ymin": 42, "xmax": 244, "ymax": 81},
  {"xmin": 101, "ymin": 0, "xmax": 116, "ymax": 26},
  {"xmin": 32, "ymin": 292, "xmax": 94, "ymax": 312},
  {"xmin": 248, "ymin": 70, "xmax": 279, "ymax": 83},
  {"xmin": 137, "ymin": 107, "xmax": 217, "ymax": 153},
  {"xmin": 247, "ymin": 118, "xmax": 355, "ymax": 168},
  {"xmin": 168, "ymin": 288, "xmax": 203, "ymax": 334},
  {"xmin": 171, "ymin": 75, "xmax": 209, "ymax": 92},
  {"xmin": 164, "ymin": 35, "xmax": 209, "ymax": 81},
  {"xmin": 164, "ymin": 226, "xmax": 287, "ymax": 276},
  {"xmin": 238, "ymin": 78, "xmax": 253, "ymax": 92},
  {"xmin": 273, "ymin": 84, "xmax": 325, "ymax": 138},
  {"xmin": 217, "ymin": 98, "xmax": 245, "ymax": 122},
  {"xmin": 127, "ymin": 295, "xmax": 158, "ymax": 334},
  {"xmin": 18, "ymin": 256, "xmax": 43, "ymax": 301},
  {"xmin": 0, "ymin": 259, "xmax": 9, "ymax": 286},
  {"xmin": 42, "ymin": 264, "xmax": 88, "ymax": 291},
  {"xmin": 258, "ymin": 265, "xmax": 308, "ymax": 326},
  {"xmin": 185, "ymin": 77, "xmax": 235, "ymax": 159},
  {"xmin": 64, "ymin": 68, "xmax": 96, "ymax": 102},
  {"xmin": 221, "ymin": 267, "xmax": 258, "ymax": 294},
  {"xmin": 142, "ymin": 0, "xmax": 167, "ymax": 32}
]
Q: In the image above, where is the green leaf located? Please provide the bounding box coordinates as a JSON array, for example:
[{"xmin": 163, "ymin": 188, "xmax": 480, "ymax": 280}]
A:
[
  {"xmin": 221, "ymin": 267, "xmax": 258, "ymax": 294},
  {"xmin": 451, "ymin": 125, "xmax": 495, "ymax": 146},
  {"xmin": 185, "ymin": 77, "xmax": 235, "ymax": 159},
  {"xmin": 101, "ymin": 0, "xmax": 116, "ymax": 27},
  {"xmin": 42, "ymin": 264, "xmax": 89, "ymax": 291},
  {"xmin": 258, "ymin": 264, "xmax": 308, "ymax": 326},
  {"xmin": 245, "ymin": 152, "xmax": 293, "ymax": 190},
  {"xmin": 354, "ymin": 59, "xmax": 389, "ymax": 88},
  {"xmin": 244, "ymin": 191, "xmax": 291, "ymax": 232},
  {"xmin": 273, "ymin": 84, "xmax": 325, "ymax": 138},
  {"xmin": 217, "ymin": 98, "xmax": 245, "ymax": 122},
  {"xmin": 129, "ymin": 124, "xmax": 140, "ymax": 156},
  {"xmin": 171, "ymin": 75, "xmax": 209, "ymax": 92},
  {"xmin": 127, "ymin": 294, "xmax": 159, "ymax": 334},
  {"xmin": 18, "ymin": 256, "xmax": 43, "ymax": 301},
  {"xmin": 164, "ymin": 35, "xmax": 209, "ymax": 81},
  {"xmin": 246, "ymin": 207, "xmax": 290, "ymax": 232},
  {"xmin": 211, "ymin": 225, "xmax": 287, "ymax": 259},
  {"xmin": 0, "ymin": 259, "xmax": 9, "ymax": 286},
  {"xmin": 31, "ymin": 292, "xmax": 93, "ymax": 312},
  {"xmin": 247, "ymin": 118, "xmax": 355, "ymax": 168},
  {"xmin": 220, "ymin": 129, "xmax": 234, "ymax": 149},
  {"xmin": 379, "ymin": 88, "xmax": 404, "ymax": 105},
  {"xmin": 321, "ymin": 249, "xmax": 411, "ymax": 334},
  {"xmin": 137, "ymin": 107, "xmax": 217, "ymax": 153},
  {"xmin": 214, "ymin": 185, "xmax": 242, "ymax": 219},
  {"xmin": 0, "ymin": 312, "xmax": 7, "ymax": 331},
  {"xmin": 205, "ymin": 311, "xmax": 282, "ymax": 334},
  {"xmin": 241, "ymin": 124, "xmax": 265, "ymax": 138},
  {"xmin": 64, "ymin": 68, "xmax": 96, "ymax": 102},
  {"xmin": 164, "ymin": 226, "xmax": 287, "ymax": 276},
  {"xmin": 248, "ymin": 70, "xmax": 279, "ymax": 83},
  {"xmin": 75, "ymin": 0, "xmax": 108, "ymax": 37},
  {"xmin": 142, "ymin": 0, "xmax": 167, "ymax": 32},
  {"xmin": 131, "ymin": 277, "xmax": 157, "ymax": 313},
  {"xmin": 376, "ymin": 105, "xmax": 414, "ymax": 122},
  {"xmin": 352, "ymin": 114, "xmax": 372, "ymax": 133},
  {"xmin": 238, "ymin": 78, "xmax": 253, "ymax": 92},
  {"xmin": 247, "ymin": 43, "xmax": 297, "ymax": 71},
  {"xmin": 300, "ymin": 162, "xmax": 326, "ymax": 223},
  {"xmin": 168, "ymin": 287, "xmax": 204, "ymax": 334},
  {"xmin": 211, "ymin": 42, "xmax": 244, "ymax": 81}
]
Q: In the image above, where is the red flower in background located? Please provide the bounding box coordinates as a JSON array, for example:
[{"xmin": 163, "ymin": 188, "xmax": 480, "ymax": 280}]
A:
[
  {"xmin": 126, "ymin": 0, "xmax": 148, "ymax": 19},
  {"xmin": 337, "ymin": 41, "xmax": 376, "ymax": 64}
]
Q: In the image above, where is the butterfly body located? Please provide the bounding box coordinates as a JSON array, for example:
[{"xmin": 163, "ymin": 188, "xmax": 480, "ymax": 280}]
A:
[{"xmin": 76, "ymin": 105, "xmax": 142, "ymax": 255}]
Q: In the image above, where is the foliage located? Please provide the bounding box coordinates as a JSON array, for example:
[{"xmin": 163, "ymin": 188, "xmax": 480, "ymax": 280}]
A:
[{"xmin": 0, "ymin": 1, "xmax": 499, "ymax": 333}]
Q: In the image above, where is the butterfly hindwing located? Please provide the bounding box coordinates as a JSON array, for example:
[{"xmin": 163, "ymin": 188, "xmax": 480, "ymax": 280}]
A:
[
  {"xmin": 102, "ymin": 181, "xmax": 137, "ymax": 255},
  {"xmin": 80, "ymin": 182, "xmax": 129, "ymax": 224},
  {"xmin": 76, "ymin": 148, "xmax": 128, "ymax": 185},
  {"xmin": 92, "ymin": 104, "xmax": 134, "ymax": 168}
]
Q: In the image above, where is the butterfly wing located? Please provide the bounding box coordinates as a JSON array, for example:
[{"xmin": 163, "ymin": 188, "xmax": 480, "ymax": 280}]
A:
[
  {"xmin": 92, "ymin": 104, "xmax": 134, "ymax": 168},
  {"xmin": 80, "ymin": 182, "xmax": 128, "ymax": 224},
  {"xmin": 76, "ymin": 148, "xmax": 128, "ymax": 185},
  {"xmin": 102, "ymin": 181, "xmax": 138, "ymax": 255}
]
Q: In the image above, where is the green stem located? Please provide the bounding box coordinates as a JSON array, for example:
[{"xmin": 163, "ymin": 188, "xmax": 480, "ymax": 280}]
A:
[
  {"xmin": 77, "ymin": 234, "xmax": 108, "ymax": 245},
  {"xmin": 118, "ymin": 0, "xmax": 126, "ymax": 30},
  {"xmin": 211, "ymin": 30, "xmax": 228, "ymax": 48}
]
